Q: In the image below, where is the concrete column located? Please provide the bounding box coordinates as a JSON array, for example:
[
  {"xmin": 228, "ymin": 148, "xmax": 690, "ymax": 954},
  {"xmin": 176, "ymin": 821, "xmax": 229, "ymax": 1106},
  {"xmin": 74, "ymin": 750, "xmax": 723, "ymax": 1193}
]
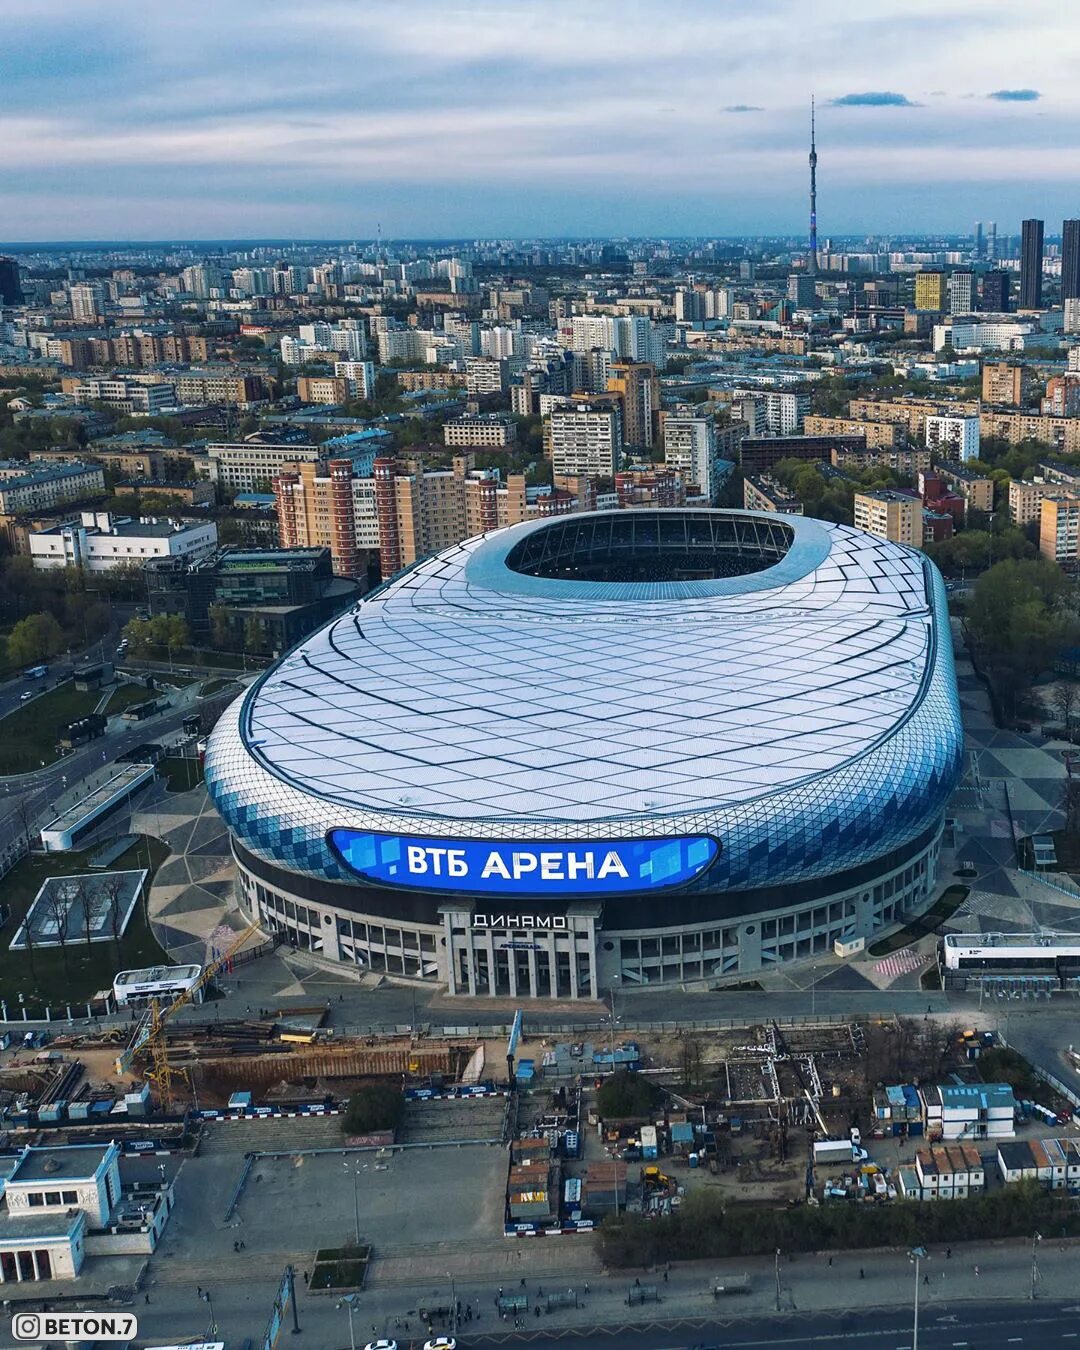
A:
[
  {"xmin": 526, "ymin": 942, "xmax": 538, "ymax": 999},
  {"xmin": 567, "ymin": 935, "xmax": 579, "ymax": 999},
  {"xmin": 443, "ymin": 915, "xmax": 458, "ymax": 996},
  {"xmin": 584, "ymin": 922, "xmax": 598, "ymax": 999},
  {"xmin": 506, "ymin": 935, "xmax": 518, "ymax": 998},
  {"xmin": 31, "ymin": 1250, "xmax": 42, "ymax": 1281}
]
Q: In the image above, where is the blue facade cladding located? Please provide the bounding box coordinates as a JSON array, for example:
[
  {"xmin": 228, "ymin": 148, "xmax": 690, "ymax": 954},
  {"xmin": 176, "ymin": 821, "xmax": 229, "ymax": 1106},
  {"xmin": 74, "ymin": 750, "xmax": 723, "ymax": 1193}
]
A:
[{"xmin": 204, "ymin": 510, "xmax": 964, "ymax": 911}]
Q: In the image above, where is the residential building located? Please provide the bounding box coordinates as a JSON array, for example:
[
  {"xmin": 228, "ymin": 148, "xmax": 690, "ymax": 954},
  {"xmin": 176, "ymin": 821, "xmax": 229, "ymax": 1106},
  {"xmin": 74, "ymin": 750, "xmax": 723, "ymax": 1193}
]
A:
[
  {"xmin": 69, "ymin": 282, "xmax": 105, "ymax": 322},
  {"xmin": 662, "ymin": 414, "xmax": 718, "ymax": 499},
  {"xmin": 982, "ymin": 363, "xmax": 1024, "ymax": 406},
  {"xmin": 113, "ymin": 479, "xmax": 216, "ymax": 507},
  {"xmin": 1040, "ymin": 494, "xmax": 1080, "ymax": 563},
  {"xmin": 921, "ymin": 1083, "xmax": 1016, "ymax": 1141},
  {"xmin": 28, "ymin": 511, "xmax": 217, "ymax": 573},
  {"xmin": 997, "ymin": 1138, "xmax": 1080, "ymax": 1189},
  {"xmin": 614, "ymin": 468, "xmax": 686, "ymax": 509},
  {"xmin": 171, "ymin": 372, "xmax": 265, "ymax": 407},
  {"xmin": 296, "ymin": 376, "xmax": 349, "ymax": 406},
  {"xmin": 146, "ymin": 547, "xmax": 360, "ymax": 653},
  {"xmin": 935, "ymin": 461, "xmax": 994, "ymax": 515},
  {"xmin": 397, "ymin": 369, "xmax": 464, "ymax": 393},
  {"xmin": 274, "ymin": 458, "xmax": 374, "ymax": 578},
  {"xmin": 0, "ymin": 461, "xmax": 105, "ymax": 514},
  {"xmin": 1019, "ymin": 218, "xmax": 1044, "ymax": 309},
  {"xmin": 732, "ymin": 390, "xmax": 810, "ymax": 437},
  {"xmin": 202, "ymin": 441, "xmax": 327, "ymax": 492},
  {"xmin": 607, "ymin": 359, "xmax": 660, "ymax": 450},
  {"xmin": 948, "ymin": 271, "xmax": 975, "ymax": 315},
  {"xmin": 831, "ymin": 445, "xmax": 933, "ymax": 476},
  {"xmin": 334, "ymin": 360, "xmax": 376, "ymax": 400},
  {"xmin": 853, "ymin": 489, "xmax": 920, "ymax": 547},
  {"xmin": 743, "ymin": 474, "xmax": 803, "ymax": 514},
  {"xmin": 1066, "ymin": 299, "xmax": 1080, "ymax": 335},
  {"xmin": 980, "ymin": 410, "xmax": 1080, "ymax": 454},
  {"xmin": 925, "ymin": 414, "xmax": 980, "ymax": 463},
  {"xmin": 803, "ymin": 415, "xmax": 900, "ymax": 449},
  {"xmin": 914, "ymin": 272, "xmax": 947, "ymax": 312},
  {"xmin": 443, "ymin": 413, "xmax": 518, "ymax": 448},
  {"xmin": 1009, "ymin": 477, "xmax": 1057, "ymax": 526},
  {"xmin": 547, "ymin": 400, "xmax": 624, "ymax": 478},
  {"xmin": 741, "ymin": 434, "xmax": 866, "ymax": 477},
  {"xmin": 849, "ymin": 397, "xmax": 980, "ymax": 440},
  {"xmin": 464, "ymin": 357, "xmax": 507, "ymax": 395}
]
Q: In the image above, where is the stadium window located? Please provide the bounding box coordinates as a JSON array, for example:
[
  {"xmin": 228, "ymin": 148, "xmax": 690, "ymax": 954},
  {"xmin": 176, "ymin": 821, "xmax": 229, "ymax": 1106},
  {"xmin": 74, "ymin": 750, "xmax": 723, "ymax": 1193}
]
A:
[
  {"xmin": 27, "ymin": 1194, "xmax": 44, "ymax": 1208},
  {"xmin": 62, "ymin": 1191, "xmax": 77, "ymax": 1205}
]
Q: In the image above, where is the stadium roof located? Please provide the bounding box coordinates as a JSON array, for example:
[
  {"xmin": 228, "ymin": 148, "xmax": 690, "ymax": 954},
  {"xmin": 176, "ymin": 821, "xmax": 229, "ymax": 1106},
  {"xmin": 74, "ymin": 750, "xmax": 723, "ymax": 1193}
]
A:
[{"xmin": 231, "ymin": 511, "xmax": 944, "ymax": 823}]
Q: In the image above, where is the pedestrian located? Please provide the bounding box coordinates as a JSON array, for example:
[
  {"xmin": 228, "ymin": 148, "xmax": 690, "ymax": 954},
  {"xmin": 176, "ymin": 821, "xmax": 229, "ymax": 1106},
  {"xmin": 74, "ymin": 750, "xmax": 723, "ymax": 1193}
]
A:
[
  {"xmin": 520, "ymin": 1277, "xmax": 527, "ymax": 1288},
  {"xmin": 663, "ymin": 1271, "xmax": 668, "ymax": 1284},
  {"xmin": 634, "ymin": 1277, "xmax": 640, "ymax": 1287},
  {"xmin": 145, "ymin": 1293, "xmax": 150, "ymax": 1304},
  {"xmin": 923, "ymin": 1274, "xmax": 929, "ymax": 1286},
  {"xmin": 584, "ymin": 1282, "xmax": 590, "ymax": 1295},
  {"xmin": 827, "ymin": 1256, "xmax": 833, "ymax": 1267},
  {"xmin": 859, "ymin": 1268, "xmax": 865, "ymax": 1280},
  {"xmin": 946, "ymin": 1247, "xmax": 952, "ymax": 1259},
  {"xmin": 197, "ymin": 1286, "xmax": 203, "ymax": 1298},
  {"xmin": 974, "ymin": 1265, "xmax": 980, "ymax": 1277},
  {"xmin": 536, "ymin": 1307, "xmax": 541, "ymax": 1319}
]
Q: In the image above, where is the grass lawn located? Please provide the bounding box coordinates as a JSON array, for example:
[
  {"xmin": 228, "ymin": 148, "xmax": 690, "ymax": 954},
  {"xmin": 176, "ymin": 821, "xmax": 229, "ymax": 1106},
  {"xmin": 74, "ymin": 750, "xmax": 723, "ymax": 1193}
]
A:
[
  {"xmin": 867, "ymin": 885, "xmax": 971, "ymax": 957},
  {"xmin": 158, "ymin": 756, "xmax": 204, "ymax": 793},
  {"xmin": 0, "ymin": 682, "xmax": 101, "ymax": 774},
  {"xmin": 105, "ymin": 682, "xmax": 157, "ymax": 714},
  {"xmin": 0, "ymin": 835, "xmax": 171, "ymax": 1010}
]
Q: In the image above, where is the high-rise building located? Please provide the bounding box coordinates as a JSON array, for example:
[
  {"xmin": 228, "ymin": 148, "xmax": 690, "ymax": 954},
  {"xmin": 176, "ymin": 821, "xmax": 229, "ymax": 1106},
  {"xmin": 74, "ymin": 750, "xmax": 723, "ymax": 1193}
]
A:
[
  {"xmin": 607, "ymin": 360, "xmax": 660, "ymax": 450},
  {"xmin": 987, "ymin": 221, "xmax": 998, "ymax": 262},
  {"xmin": 662, "ymin": 415, "xmax": 718, "ymax": 500},
  {"xmin": 974, "ymin": 222, "xmax": 984, "ymax": 259},
  {"xmin": 1019, "ymin": 218, "xmax": 1044, "ymax": 309},
  {"xmin": 948, "ymin": 272, "xmax": 974, "ymax": 315},
  {"xmin": 1040, "ymin": 493, "xmax": 1080, "ymax": 563},
  {"xmin": 69, "ymin": 282, "xmax": 104, "ymax": 322},
  {"xmin": 925, "ymin": 415, "xmax": 981, "ymax": 464},
  {"xmin": 980, "ymin": 270, "xmax": 1010, "ymax": 312},
  {"xmin": 0, "ymin": 257, "xmax": 24, "ymax": 305},
  {"xmin": 548, "ymin": 400, "xmax": 624, "ymax": 478},
  {"xmin": 914, "ymin": 272, "xmax": 947, "ymax": 312},
  {"xmin": 982, "ymin": 363, "xmax": 1024, "ymax": 407},
  {"xmin": 787, "ymin": 274, "xmax": 818, "ymax": 308},
  {"xmin": 807, "ymin": 97, "xmax": 819, "ymax": 276},
  {"xmin": 1063, "ymin": 220, "xmax": 1080, "ymax": 301}
]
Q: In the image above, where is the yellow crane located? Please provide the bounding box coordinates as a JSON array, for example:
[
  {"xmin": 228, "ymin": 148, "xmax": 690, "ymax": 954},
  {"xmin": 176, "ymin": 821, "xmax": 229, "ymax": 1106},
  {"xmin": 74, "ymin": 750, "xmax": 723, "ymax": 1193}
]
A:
[{"xmin": 115, "ymin": 920, "xmax": 261, "ymax": 1107}]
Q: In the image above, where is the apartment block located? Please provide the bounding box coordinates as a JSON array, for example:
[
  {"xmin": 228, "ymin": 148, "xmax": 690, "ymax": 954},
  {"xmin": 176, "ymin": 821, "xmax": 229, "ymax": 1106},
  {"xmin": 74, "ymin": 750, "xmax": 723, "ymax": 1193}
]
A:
[
  {"xmin": 334, "ymin": 360, "xmax": 376, "ymax": 400},
  {"xmin": 849, "ymin": 397, "xmax": 980, "ymax": 440},
  {"xmin": 606, "ymin": 359, "xmax": 660, "ymax": 449},
  {"xmin": 982, "ymin": 362, "xmax": 1025, "ymax": 406},
  {"xmin": 935, "ymin": 461, "xmax": 994, "ymax": 515},
  {"xmin": 853, "ymin": 489, "xmax": 920, "ymax": 547},
  {"xmin": 202, "ymin": 441, "xmax": 327, "ymax": 491},
  {"xmin": 297, "ymin": 376, "xmax": 350, "ymax": 406},
  {"xmin": 914, "ymin": 272, "xmax": 947, "ymax": 312},
  {"xmin": 614, "ymin": 468, "xmax": 685, "ymax": 509},
  {"xmin": 443, "ymin": 413, "xmax": 518, "ymax": 448},
  {"xmin": 661, "ymin": 415, "xmax": 718, "ymax": 499},
  {"xmin": 980, "ymin": 410, "xmax": 1080, "ymax": 454},
  {"xmin": 547, "ymin": 400, "xmax": 624, "ymax": 478},
  {"xmin": 925, "ymin": 414, "xmax": 981, "ymax": 463},
  {"xmin": 1040, "ymin": 494, "xmax": 1080, "ymax": 563},
  {"xmin": 0, "ymin": 462, "xmax": 106, "ymax": 514},
  {"xmin": 831, "ymin": 445, "xmax": 933, "ymax": 476},
  {"xmin": 743, "ymin": 474, "xmax": 803, "ymax": 515},
  {"xmin": 803, "ymin": 415, "xmax": 900, "ymax": 450}
]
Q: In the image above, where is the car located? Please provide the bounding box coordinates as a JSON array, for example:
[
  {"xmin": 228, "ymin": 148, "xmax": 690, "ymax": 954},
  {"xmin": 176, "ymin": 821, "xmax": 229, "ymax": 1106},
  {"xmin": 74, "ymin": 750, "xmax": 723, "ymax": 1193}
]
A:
[
  {"xmin": 19, "ymin": 691, "xmax": 33, "ymax": 702},
  {"xmin": 425, "ymin": 1339, "xmax": 456, "ymax": 1350},
  {"xmin": 365, "ymin": 1341, "xmax": 398, "ymax": 1350}
]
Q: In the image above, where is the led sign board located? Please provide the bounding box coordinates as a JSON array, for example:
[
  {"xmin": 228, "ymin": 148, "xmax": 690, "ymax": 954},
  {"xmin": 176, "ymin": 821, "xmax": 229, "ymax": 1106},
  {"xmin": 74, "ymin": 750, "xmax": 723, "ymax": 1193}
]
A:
[{"xmin": 328, "ymin": 830, "xmax": 719, "ymax": 896}]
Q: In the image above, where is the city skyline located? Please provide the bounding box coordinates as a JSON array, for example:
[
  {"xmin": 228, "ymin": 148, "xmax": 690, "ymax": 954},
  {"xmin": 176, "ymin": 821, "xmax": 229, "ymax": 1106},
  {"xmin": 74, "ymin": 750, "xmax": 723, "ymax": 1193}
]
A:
[{"xmin": 3, "ymin": 0, "xmax": 1079, "ymax": 241}]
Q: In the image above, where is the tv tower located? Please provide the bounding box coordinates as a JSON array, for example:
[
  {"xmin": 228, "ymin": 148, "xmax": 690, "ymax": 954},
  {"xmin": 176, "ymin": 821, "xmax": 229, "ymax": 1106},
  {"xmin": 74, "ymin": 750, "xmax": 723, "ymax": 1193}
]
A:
[{"xmin": 807, "ymin": 97, "xmax": 819, "ymax": 276}]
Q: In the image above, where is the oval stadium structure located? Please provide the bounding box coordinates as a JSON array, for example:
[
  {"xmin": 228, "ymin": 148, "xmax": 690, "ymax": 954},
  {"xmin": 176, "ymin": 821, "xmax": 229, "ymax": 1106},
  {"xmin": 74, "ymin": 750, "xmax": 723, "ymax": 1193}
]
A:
[{"xmin": 205, "ymin": 509, "xmax": 963, "ymax": 999}]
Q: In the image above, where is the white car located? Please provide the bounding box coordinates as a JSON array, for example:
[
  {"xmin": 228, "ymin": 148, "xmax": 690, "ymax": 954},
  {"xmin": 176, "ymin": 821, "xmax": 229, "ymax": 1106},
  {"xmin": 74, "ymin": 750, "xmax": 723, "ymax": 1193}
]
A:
[
  {"xmin": 19, "ymin": 691, "xmax": 33, "ymax": 702},
  {"xmin": 425, "ymin": 1339, "xmax": 456, "ymax": 1350},
  {"xmin": 365, "ymin": 1341, "xmax": 398, "ymax": 1350}
]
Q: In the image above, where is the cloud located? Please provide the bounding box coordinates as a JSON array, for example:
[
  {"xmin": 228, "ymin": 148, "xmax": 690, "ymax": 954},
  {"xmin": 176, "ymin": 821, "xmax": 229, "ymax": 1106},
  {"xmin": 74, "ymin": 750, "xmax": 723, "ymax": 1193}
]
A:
[
  {"xmin": 724, "ymin": 104, "xmax": 764, "ymax": 113},
  {"xmin": 830, "ymin": 91, "xmax": 918, "ymax": 107},
  {"xmin": 988, "ymin": 88, "xmax": 1041, "ymax": 101}
]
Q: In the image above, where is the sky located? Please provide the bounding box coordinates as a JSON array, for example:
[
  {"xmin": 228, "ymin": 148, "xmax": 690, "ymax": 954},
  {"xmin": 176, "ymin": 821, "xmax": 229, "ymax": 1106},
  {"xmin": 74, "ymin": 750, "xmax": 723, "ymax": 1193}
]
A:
[{"xmin": 1, "ymin": 0, "xmax": 1078, "ymax": 242}]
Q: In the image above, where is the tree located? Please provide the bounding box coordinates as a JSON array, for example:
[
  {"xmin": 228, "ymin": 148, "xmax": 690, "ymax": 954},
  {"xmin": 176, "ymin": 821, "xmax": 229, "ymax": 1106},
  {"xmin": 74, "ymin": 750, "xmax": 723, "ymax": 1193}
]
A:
[
  {"xmin": 596, "ymin": 1071, "xmax": 662, "ymax": 1119},
  {"xmin": 342, "ymin": 1084, "xmax": 404, "ymax": 1136},
  {"xmin": 243, "ymin": 616, "xmax": 265, "ymax": 653},
  {"xmin": 1053, "ymin": 682, "xmax": 1079, "ymax": 732},
  {"xmin": 75, "ymin": 877, "xmax": 94, "ymax": 950},
  {"xmin": 209, "ymin": 604, "xmax": 232, "ymax": 650},
  {"xmin": 103, "ymin": 874, "xmax": 126, "ymax": 966},
  {"xmin": 41, "ymin": 886, "xmax": 70, "ymax": 974},
  {"xmin": 7, "ymin": 612, "xmax": 64, "ymax": 666}
]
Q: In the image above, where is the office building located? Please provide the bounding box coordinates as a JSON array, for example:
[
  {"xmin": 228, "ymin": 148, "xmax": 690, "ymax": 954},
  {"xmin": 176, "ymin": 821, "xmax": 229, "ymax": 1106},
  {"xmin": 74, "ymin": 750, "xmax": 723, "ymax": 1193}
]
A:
[
  {"xmin": 1019, "ymin": 218, "xmax": 1044, "ymax": 310},
  {"xmin": 548, "ymin": 400, "xmax": 624, "ymax": 478},
  {"xmin": 1040, "ymin": 494, "xmax": 1080, "ymax": 563},
  {"xmin": 662, "ymin": 415, "xmax": 718, "ymax": 499},
  {"xmin": 204, "ymin": 508, "xmax": 961, "ymax": 996},
  {"xmin": 0, "ymin": 256, "xmax": 24, "ymax": 305},
  {"xmin": 740, "ymin": 434, "xmax": 866, "ymax": 476},
  {"xmin": 787, "ymin": 274, "xmax": 818, "ymax": 309},
  {"xmin": 1063, "ymin": 220, "xmax": 1080, "ymax": 302},
  {"xmin": 853, "ymin": 490, "xmax": 920, "ymax": 547},
  {"xmin": 28, "ymin": 511, "xmax": 217, "ymax": 572},
  {"xmin": 914, "ymin": 273, "xmax": 947, "ymax": 312},
  {"xmin": 607, "ymin": 360, "xmax": 660, "ymax": 450},
  {"xmin": 202, "ymin": 441, "xmax": 331, "ymax": 492},
  {"xmin": 925, "ymin": 414, "xmax": 980, "ymax": 463},
  {"xmin": 948, "ymin": 272, "xmax": 975, "ymax": 315},
  {"xmin": 146, "ymin": 547, "xmax": 360, "ymax": 653},
  {"xmin": 980, "ymin": 270, "xmax": 1010, "ymax": 312}
]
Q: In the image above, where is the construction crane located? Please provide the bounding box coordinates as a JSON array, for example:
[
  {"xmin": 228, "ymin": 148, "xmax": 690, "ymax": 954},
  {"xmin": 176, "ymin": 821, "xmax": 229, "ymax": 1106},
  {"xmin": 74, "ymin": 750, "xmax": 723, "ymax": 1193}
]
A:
[{"xmin": 115, "ymin": 920, "xmax": 261, "ymax": 1107}]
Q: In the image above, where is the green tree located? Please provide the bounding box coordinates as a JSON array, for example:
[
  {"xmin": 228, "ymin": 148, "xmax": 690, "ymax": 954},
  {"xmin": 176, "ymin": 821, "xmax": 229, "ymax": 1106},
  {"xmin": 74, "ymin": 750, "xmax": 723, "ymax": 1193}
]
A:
[
  {"xmin": 7, "ymin": 612, "xmax": 64, "ymax": 665},
  {"xmin": 209, "ymin": 605, "xmax": 232, "ymax": 649},
  {"xmin": 596, "ymin": 1070, "xmax": 662, "ymax": 1118},
  {"xmin": 242, "ymin": 616, "xmax": 265, "ymax": 652},
  {"xmin": 341, "ymin": 1084, "xmax": 404, "ymax": 1136},
  {"xmin": 122, "ymin": 617, "xmax": 153, "ymax": 655}
]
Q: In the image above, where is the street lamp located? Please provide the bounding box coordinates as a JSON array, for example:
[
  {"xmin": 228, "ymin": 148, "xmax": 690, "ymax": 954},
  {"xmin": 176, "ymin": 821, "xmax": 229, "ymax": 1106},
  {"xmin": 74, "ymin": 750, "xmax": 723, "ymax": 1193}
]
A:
[
  {"xmin": 343, "ymin": 1159, "xmax": 361, "ymax": 1246},
  {"xmin": 339, "ymin": 1293, "xmax": 360, "ymax": 1350},
  {"xmin": 775, "ymin": 1248, "xmax": 782, "ymax": 1312},
  {"xmin": 200, "ymin": 1288, "xmax": 217, "ymax": 1336},
  {"xmin": 447, "ymin": 1270, "xmax": 457, "ymax": 1333},
  {"xmin": 909, "ymin": 1246, "xmax": 928, "ymax": 1350},
  {"xmin": 1031, "ymin": 1231, "xmax": 1042, "ymax": 1300}
]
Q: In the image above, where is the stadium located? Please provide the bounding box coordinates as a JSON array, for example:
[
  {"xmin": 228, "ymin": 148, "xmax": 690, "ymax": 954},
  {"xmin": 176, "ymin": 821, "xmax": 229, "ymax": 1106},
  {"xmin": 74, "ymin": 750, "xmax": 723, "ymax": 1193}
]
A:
[{"xmin": 204, "ymin": 509, "xmax": 963, "ymax": 1000}]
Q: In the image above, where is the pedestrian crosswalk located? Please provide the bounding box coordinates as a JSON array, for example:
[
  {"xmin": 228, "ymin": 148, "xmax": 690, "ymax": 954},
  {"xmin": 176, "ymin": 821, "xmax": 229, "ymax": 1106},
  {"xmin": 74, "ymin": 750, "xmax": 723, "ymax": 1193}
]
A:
[{"xmin": 874, "ymin": 947, "xmax": 929, "ymax": 979}]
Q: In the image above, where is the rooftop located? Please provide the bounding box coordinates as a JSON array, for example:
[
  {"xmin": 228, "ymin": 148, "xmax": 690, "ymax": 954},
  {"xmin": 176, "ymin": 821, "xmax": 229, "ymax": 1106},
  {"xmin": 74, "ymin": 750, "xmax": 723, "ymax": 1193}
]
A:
[
  {"xmin": 42, "ymin": 763, "xmax": 154, "ymax": 835},
  {"xmin": 9, "ymin": 1143, "xmax": 116, "ymax": 1185},
  {"xmin": 0, "ymin": 1210, "xmax": 85, "ymax": 1243}
]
